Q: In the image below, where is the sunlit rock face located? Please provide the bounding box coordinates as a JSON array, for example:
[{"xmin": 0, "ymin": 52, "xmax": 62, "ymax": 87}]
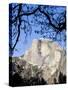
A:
[{"xmin": 17, "ymin": 39, "xmax": 66, "ymax": 84}]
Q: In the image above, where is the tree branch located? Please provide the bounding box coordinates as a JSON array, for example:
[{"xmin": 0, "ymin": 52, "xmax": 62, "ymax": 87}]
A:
[
  {"xmin": 11, "ymin": 6, "xmax": 39, "ymax": 24},
  {"xmin": 38, "ymin": 7, "xmax": 66, "ymax": 31},
  {"xmin": 10, "ymin": 4, "xmax": 22, "ymax": 52}
]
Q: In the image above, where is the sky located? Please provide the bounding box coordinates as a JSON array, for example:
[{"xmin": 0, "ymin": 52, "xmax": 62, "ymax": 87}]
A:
[{"xmin": 9, "ymin": 4, "xmax": 66, "ymax": 57}]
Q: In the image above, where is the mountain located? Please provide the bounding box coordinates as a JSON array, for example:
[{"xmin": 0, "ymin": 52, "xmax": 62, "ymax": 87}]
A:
[{"xmin": 11, "ymin": 38, "xmax": 66, "ymax": 84}]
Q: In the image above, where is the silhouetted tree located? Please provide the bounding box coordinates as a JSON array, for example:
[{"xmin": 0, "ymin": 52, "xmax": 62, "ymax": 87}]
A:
[
  {"xmin": 9, "ymin": 3, "xmax": 66, "ymax": 55},
  {"xmin": 58, "ymin": 72, "xmax": 66, "ymax": 84},
  {"xmin": 54, "ymin": 72, "xmax": 66, "ymax": 84}
]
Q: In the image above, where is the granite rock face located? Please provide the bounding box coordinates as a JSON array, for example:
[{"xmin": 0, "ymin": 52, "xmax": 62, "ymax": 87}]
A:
[{"xmin": 11, "ymin": 39, "xmax": 66, "ymax": 84}]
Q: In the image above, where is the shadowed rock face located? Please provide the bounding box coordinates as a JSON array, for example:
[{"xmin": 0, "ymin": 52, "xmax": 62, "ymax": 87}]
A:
[{"xmin": 10, "ymin": 39, "xmax": 66, "ymax": 85}]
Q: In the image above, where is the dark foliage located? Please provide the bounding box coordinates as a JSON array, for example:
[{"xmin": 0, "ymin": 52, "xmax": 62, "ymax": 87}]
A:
[
  {"xmin": 58, "ymin": 72, "xmax": 66, "ymax": 84},
  {"xmin": 9, "ymin": 71, "xmax": 66, "ymax": 87},
  {"xmin": 54, "ymin": 72, "xmax": 66, "ymax": 84},
  {"xmin": 9, "ymin": 73, "xmax": 47, "ymax": 87},
  {"xmin": 9, "ymin": 58, "xmax": 66, "ymax": 86},
  {"xmin": 9, "ymin": 57, "xmax": 47, "ymax": 87}
]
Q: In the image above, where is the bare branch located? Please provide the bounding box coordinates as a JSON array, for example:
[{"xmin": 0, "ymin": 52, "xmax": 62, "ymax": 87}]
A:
[
  {"xmin": 38, "ymin": 7, "xmax": 66, "ymax": 31},
  {"xmin": 10, "ymin": 4, "xmax": 22, "ymax": 52},
  {"xmin": 11, "ymin": 6, "xmax": 39, "ymax": 24}
]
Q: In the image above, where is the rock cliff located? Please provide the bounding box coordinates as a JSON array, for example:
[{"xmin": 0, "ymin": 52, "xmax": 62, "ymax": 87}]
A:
[{"xmin": 11, "ymin": 38, "xmax": 66, "ymax": 84}]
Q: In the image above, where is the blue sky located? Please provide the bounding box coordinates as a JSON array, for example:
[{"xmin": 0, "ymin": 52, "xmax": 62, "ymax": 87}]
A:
[{"xmin": 10, "ymin": 4, "xmax": 66, "ymax": 57}]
